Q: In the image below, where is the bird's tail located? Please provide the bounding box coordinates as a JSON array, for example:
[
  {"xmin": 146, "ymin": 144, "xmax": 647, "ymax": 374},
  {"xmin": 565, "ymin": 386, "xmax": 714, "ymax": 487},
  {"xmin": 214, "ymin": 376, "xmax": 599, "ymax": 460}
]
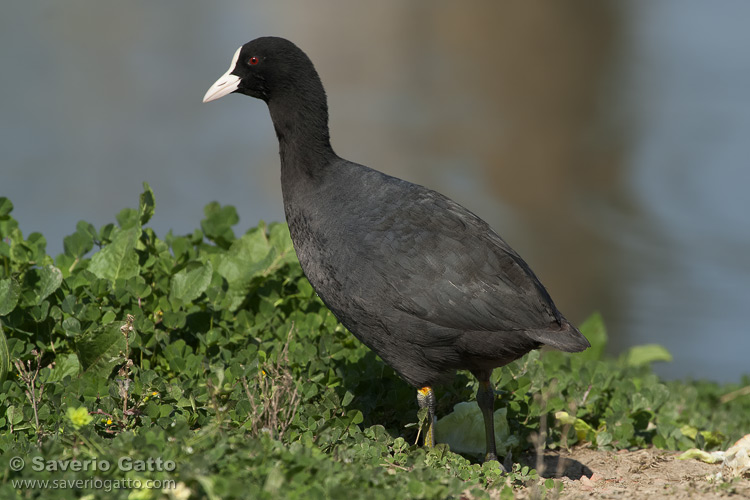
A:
[{"xmin": 525, "ymin": 320, "xmax": 590, "ymax": 352}]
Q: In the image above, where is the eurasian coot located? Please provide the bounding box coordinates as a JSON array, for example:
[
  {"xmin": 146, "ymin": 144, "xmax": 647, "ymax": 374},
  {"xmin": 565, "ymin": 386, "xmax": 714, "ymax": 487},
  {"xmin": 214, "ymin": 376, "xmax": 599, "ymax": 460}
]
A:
[{"xmin": 203, "ymin": 36, "xmax": 590, "ymax": 464}]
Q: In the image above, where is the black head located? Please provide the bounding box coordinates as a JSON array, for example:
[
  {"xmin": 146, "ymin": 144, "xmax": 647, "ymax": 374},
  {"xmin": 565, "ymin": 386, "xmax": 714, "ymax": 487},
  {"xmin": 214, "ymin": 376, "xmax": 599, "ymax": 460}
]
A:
[{"xmin": 203, "ymin": 37, "xmax": 320, "ymax": 104}]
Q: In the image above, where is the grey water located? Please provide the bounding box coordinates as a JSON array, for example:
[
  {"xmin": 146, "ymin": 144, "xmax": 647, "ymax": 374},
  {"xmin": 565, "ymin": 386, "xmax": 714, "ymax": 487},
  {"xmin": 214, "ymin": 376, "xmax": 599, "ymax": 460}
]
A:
[{"xmin": 2, "ymin": 1, "xmax": 748, "ymax": 383}]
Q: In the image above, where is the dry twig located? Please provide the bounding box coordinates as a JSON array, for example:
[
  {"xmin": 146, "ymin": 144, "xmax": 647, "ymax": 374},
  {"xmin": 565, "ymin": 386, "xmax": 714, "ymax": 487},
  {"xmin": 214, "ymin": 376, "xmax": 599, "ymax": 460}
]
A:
[{"xmin": 244, "ymin": 324, "xmax": 301, "ymax": 439}]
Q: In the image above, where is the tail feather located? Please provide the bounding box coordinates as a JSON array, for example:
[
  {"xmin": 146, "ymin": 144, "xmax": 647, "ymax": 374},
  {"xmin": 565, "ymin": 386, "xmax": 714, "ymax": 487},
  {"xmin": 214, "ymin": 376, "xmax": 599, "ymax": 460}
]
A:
[{"xmin": 526, "ymin": 320, "xmax": 590, "ymax": 353}]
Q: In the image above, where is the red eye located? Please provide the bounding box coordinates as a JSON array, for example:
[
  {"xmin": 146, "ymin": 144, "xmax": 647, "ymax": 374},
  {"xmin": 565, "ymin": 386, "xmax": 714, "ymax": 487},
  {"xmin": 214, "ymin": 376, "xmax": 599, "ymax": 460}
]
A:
[{"xmin": 249, "ymin": 56, "xmax": 259, "ymax": 66}]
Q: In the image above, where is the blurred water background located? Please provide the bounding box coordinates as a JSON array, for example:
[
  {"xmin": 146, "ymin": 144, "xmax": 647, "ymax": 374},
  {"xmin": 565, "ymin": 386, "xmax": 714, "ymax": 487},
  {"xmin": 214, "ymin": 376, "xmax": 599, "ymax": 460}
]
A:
[{"xmin": 2, "ymin": 1, "xmax": 748, "ymax": 382}]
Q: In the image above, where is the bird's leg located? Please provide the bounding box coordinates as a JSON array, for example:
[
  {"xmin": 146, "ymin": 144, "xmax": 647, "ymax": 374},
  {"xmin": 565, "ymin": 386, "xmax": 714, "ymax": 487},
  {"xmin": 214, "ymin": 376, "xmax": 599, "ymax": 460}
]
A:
[
  {"xmin": 476, "ymin": 375, "xmax": 504, "ymax": 468},
  {"xmin": 417, "ymin": 386, "xmax": 436, "ymax": 448}
]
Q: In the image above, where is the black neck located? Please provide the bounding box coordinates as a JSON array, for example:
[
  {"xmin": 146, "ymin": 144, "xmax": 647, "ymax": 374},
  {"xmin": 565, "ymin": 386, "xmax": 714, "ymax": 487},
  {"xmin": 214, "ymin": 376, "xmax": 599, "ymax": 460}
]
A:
[{"xmin": 268, "ymin": 85, "xmax": 337, "ymax": 180}]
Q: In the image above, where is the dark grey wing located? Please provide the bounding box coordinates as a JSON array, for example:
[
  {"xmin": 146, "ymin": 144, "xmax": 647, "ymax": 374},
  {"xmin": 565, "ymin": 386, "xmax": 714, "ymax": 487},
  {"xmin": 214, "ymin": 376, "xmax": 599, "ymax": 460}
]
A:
[{"xmin": 362, "ymin": 184, "xmax": 563, "ymax": 334}]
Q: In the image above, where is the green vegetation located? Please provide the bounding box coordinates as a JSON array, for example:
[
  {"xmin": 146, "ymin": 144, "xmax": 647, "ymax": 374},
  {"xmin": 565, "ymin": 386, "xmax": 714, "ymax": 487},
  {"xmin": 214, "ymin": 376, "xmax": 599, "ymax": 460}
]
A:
[{"xmin": 1, "ymin": 185, "xmax": 748, "ymax": 499}]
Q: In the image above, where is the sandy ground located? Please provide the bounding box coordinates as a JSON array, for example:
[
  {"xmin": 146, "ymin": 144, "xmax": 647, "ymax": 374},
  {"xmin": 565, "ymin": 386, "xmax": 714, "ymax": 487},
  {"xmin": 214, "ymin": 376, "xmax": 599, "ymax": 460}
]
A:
[{"xmin": 515, "ymin": 447, "xmax": 750, "ymax": 499}]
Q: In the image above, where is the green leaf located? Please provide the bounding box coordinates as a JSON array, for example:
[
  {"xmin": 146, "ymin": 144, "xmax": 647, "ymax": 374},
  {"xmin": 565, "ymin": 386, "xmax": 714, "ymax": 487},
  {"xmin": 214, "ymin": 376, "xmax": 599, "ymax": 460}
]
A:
[
  {"xmin": 76, "ymin": 220, "xmax": 98, "ymax": 240},
  {"xmin": 499, "ymin": 485, "xmax": 515, "ymax": 500},
  {"xmin": 170, "ymin": 261, "xmax": 213, "ymax": 303},
  {"xmin": 63, "ymin": 223, "xmax": 95, "ymax": 259},
  {"xmin": 99, "ymin": 222, "xmax": 116, "ymax": 243},
  {"xmin": 216, "ymin": 228, "xmax": 272, "ymax": 279},
  {"xmin": 201, "ymin": 202, "xmax": 239, "ymax": 247},
  {"xmin": 0, "ymin": 219, "xmax": 19, "ymax": 241},
  {"xmin": 625, "ymin": 344, "xmax": 673, "ymax": 367},
  {"xmin": 578, "ymin": 312, "xmax": 607, "ymax": 361},
  {"xmin": 26, "ymin": 232, "xmax": 49, "ymax": 264},
  {"xmin": 124, "ymin": 275, "xmax": 151, "ymax": 299},
  {"xmin": 62, "ymin": 317, "xmax": 82, "ymax": 336},
  {"xmin": 88, "ymin": 227, "xmax": 141, "ymax": 283},
  {"xmin": 116, "ymin": 208, "xmax": 140, "ymax": 230},
  {"xmin": 47, "ymin": 353, "xmax": 81, "ymax": 382},
  {"xmin": 0, "ymin": 278, "xmax": 21, "ymax": 316},
  {"xmin": 341, "ymin": 390, "xmax": 354, "ymax": 407},
  {"xmin": 63, "ymin": 232, "xmax": 90, "ymax": 260},
  {"xmin": 699, "ymin": 430, "xmax": 726, "ymax": 448},
  {"xmin": 139, "ymin": 182, "xmax": 156, "ymax": 226},
  {"xmin": 0, "ymin": 321, "xmax": 9, "ymax": 385},
  {"xmin": 36, "ymin": 265, "xmax": 63, "ymax": 303},
  {"xmin": 268, "ymin": 222, "xmax": 296, "ymax": 255},
  {"xmin": 7, "ymin": 404, "xmax": 23, "ymax": 425},
  {"xmin": 407, "ymin": 480, "xmax": 425, "ymax": 497},
  {"xmin": 349, "ymin": 409, "xmax": 364, "ymax": 425},
  {"xmin": 679, "ymin": 425, "xmax": 725, "ymax": 448},
  {"xmin": 0, "ymin": 198, "xmax": 13, "ymax": 218},
  {"xmin": 75, "ymin": 322, "xmax": 127, "ymax": 377},
  {"xmin": 211, "ymin": 228, "xmax": 279, "ymax": 310},
  {"xmin": 595, "ymin": 430, "xmax": 613, "ymax": 447}
]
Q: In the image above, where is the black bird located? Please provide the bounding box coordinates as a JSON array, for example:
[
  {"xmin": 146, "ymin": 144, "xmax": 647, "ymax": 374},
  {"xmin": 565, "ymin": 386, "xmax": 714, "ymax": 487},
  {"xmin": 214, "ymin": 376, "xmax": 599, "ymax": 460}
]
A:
[{"xmin": 203, "ymin": 36, "xmax": 590, "ymax": 464}]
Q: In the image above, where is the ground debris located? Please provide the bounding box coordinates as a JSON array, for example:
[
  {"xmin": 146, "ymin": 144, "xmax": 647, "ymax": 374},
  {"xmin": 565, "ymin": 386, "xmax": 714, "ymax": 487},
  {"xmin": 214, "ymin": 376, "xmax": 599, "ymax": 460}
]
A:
[{"xmin": 520, "ymin": 446, "xmax": 750, "ymax": 499}]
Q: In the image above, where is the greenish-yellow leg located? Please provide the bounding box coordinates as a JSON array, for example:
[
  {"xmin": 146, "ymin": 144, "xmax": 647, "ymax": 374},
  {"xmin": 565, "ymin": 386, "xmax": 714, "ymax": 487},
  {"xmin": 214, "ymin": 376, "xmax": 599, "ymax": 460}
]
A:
[{"xmin": 417, "ymin": 386, "xmax": 436, "ymax": 448}]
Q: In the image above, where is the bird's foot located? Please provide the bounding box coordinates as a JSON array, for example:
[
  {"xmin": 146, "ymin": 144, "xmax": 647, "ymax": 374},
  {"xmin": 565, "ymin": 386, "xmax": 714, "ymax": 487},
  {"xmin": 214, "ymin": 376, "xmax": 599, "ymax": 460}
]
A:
[
  {"xmin": 417, "ymin": 387, "xmax": 436, "ymax": 448},
  {"xmin": 503, "ymin": 451, "xmax": 513, "ymax": 473}
]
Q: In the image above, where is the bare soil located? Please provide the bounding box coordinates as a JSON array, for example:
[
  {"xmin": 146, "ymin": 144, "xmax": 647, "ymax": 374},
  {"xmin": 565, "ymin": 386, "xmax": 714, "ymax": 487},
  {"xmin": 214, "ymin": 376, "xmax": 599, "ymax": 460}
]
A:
[{"xmin": 518, "ymin": 447, "xmax": 750, "ymax": 499}]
